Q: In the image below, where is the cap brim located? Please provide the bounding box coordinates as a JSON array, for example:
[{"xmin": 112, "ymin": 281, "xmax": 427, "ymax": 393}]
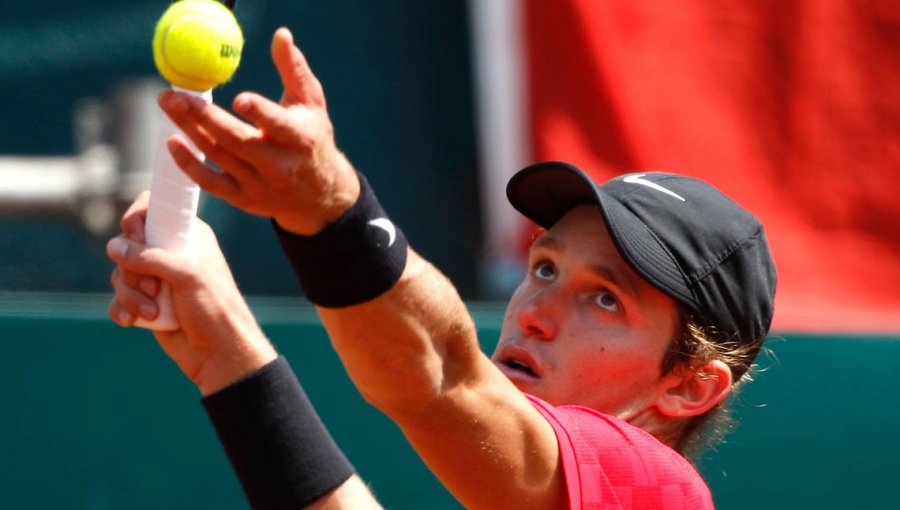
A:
[
  {"xmin": 507, "ymin": 161, "xmax": 694, "ymax": 305},
  {"xmin": 505, "ymin": 161, "xmax": 598, "ymax": 228}
]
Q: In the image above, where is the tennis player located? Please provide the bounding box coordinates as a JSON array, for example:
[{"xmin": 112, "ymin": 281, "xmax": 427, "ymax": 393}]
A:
[{"xmin": 108, "ymin": 27, "xmax": 776, "ymax": 510}]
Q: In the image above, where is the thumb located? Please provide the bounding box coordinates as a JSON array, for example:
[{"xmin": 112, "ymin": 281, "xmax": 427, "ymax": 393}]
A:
[
  {"xmin": 120, "ymin": 191, "xmax": 151, "ymax": 243},
  {"xmin": 271, "ymin": 27, "xmax": 325, "ymax": 107},
  {"xmin": 106, "ymin": 236, "xmax": 193, "ymax": 287}
]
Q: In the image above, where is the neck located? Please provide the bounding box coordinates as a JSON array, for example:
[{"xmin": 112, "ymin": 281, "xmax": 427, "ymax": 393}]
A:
[{"xmin": 624, "ymin": 407, "xmax": 688, "ymax": 450}]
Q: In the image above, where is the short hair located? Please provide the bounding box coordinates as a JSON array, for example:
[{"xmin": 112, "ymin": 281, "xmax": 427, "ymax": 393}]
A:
[{"xmin": 660, "ymin": 309, "xmax": 764, "ymax": 460}]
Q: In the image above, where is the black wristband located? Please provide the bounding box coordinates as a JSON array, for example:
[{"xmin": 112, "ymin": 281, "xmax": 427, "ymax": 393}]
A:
[
  {"xmin": 274, "ymin": 172, "xmax": 408, "ymax": 308},
  {"xmin": 202, "ymin": 357, "xmax": 355, "ymax": 510}
]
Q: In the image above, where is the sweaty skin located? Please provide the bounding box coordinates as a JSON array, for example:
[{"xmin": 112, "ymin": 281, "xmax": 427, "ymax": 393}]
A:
[
  {"xmin": 493, "ymin": 205, "xmax": 682, "ymax": 422},
  {"xmin": 109, "ymin": 27, "xmax": 732, "ymax": 510}
]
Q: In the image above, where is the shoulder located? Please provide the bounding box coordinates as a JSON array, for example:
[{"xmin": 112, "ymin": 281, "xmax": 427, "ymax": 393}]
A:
[{"xmin": 525, "ymin": 394, "xmax": 714, "ymax": 510}]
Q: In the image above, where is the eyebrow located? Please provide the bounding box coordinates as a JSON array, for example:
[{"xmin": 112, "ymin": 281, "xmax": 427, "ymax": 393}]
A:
[
  {"xmin": 531, "ymin": 232, "xmax": 561, "ymax": 252},
  {"xmin": 589, "ymin": 263, "xmax": 638, "ymax": 300},
  {"xmin": 531, "ymin": 232, "xmax": 639, "ymax": 300}
]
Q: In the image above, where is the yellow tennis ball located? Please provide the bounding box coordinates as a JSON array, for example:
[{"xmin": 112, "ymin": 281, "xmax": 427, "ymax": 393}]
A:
[{"xmin": 152, "ymin": 0, "xmax": 243, "ymax": 91}]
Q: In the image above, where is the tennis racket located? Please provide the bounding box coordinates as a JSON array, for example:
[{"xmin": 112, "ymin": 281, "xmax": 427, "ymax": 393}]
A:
[{"xmin": 134, "ymin": 86, "xmax": 211, "ymax": 331}]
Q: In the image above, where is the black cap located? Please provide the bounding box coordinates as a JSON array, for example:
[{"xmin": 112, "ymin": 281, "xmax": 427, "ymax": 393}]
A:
[{"xmin": 506, "ymin": 161, "xmax": 777, "ymax": 379}]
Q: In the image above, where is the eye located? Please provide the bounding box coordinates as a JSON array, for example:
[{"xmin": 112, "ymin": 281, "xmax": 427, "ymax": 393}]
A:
[
  {"xmin": 593, "ymin": 291, "xmax": 619, "ymax": 313},
  {"xmin": 532, "ymin": 261, "xmax": 557, "ymax": 281}
]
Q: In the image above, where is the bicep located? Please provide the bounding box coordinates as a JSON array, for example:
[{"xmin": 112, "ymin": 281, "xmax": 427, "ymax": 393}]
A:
[
  {"xmin": 318, "ymin": 250, "xmax": 480, "ymax": 410},
  {"xmin": 399, "ymin": 356, "xmax": 567, "ymax": 510}
]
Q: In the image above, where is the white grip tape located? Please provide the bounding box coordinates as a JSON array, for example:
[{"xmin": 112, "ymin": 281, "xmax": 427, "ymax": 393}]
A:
[{"xmin": 135, "ymin": 87, "xmax": 212, "ymax": 331}]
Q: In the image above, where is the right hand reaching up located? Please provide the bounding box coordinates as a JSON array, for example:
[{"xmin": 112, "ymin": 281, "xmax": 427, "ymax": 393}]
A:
[{"xmin": 158, "ymin": 27, "xmax": 360, "ymax": 236}]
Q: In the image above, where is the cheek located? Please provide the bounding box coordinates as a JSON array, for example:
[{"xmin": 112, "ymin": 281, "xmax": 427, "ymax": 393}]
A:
[
  {"xmin": 555, "ymin": 334, "xmax": 665, "ymax": 402},
  {"xmin": 493, "ymin": 285, "xmax": 528, "ymax": 358}
]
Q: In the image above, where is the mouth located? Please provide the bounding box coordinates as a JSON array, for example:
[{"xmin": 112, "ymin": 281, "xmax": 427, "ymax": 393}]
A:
[
  {"xmin": 500, "ymin": 358, "xmax": 539, "ymax": 378},
  {"xmin": 494, "ymin": 345, "xmax": 543, "ymax": 382}
]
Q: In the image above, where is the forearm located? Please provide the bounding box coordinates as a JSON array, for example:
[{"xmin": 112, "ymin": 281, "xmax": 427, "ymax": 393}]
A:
[
  {"xmin": 304, "ymin": 475, "xmax": 383, "ymax": 510},
  {"xmin": 190, "ymin": 318, "xmax": 278, "ymax": 397},
  {"xmin": 273, "ymin": 172, "xmax": 481, "ymax": 412},
  {"xmin": 317, "ymin": 249, "xmax": 481, "ymax": 414},
  {"xmin": 274, "ymin": 173, "xmax": 564, "ymax": 509},
  {"xmin": 316, "ymin": 253, "xmax": 564, "ymax": 510},
  {"xmin": 203, "ymin": 356, "xmax": 381, "ymax": 510}
]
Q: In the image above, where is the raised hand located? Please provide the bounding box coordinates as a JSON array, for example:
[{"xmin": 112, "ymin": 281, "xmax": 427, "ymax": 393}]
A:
[{"xmin": 159, "ymin": 27, "xmax": 360, "ymax": 236}]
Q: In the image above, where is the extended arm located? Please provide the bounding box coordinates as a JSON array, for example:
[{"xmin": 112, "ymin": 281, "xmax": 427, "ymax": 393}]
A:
[
  {"xmin": 318, "ymin": 249, "xmax": 565, "ymax": 509},
  {"xmin": 156, "ymin": 27, "xmax": 566, "ymax": 510}
]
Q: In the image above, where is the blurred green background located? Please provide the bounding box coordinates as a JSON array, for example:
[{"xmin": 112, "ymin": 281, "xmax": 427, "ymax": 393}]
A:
[
  {"xmin": 0, "ymin": 2, "xmax": 897, "ymax": 509},
  {"xmin": 0, "ymin": 0, "xmax": 482, "ymax": 297}
]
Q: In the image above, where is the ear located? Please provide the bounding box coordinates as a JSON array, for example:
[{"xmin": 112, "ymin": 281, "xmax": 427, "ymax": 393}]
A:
[{"xmin": 656, "ymin": 360, "xmax": 733, "ymax": 417}]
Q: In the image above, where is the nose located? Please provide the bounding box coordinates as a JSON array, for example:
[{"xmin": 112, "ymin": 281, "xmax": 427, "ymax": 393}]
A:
[{"xmin": 515, "ymin": 287, "xmax": 560, "ymax": 341}]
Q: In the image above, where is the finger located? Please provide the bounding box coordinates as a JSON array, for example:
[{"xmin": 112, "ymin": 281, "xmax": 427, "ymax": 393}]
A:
[
  {"xmin": 139, "ymin": 277, "xmax": 160, "ymax": 298},
  {"xmin": 234, "ymin": 92, "xmax": 310, "ymax": 147},
  {"xmin": 271, "ymin": 27, "xmax": 325, "ymax": 107},
  {"xmin": 109, "ymin": 298, "xmax": 134, "ymax": 327},
  {"xmin": 161, "ymin": 106, "xmax": 260, "ymax": 185},
  {"xmin": 121, "ymin": 268, "xmax": 142, "ymax": 288},
  {"xmin": 111, "ymin": 268, "xmax": 159, "ymax": 321},
  {"xmin": 121, "ymin": 269, "xmax": 160, "ymax": 298},
  {"xmin": 159, "ymin": 90, "xmax": 266, "ymax": 164},
  {"xmin": 120, "ymin": 191, "xmax": 151, "ymax": 242},
  {"xmin": 167, "ymin": 136, "xmax": 242, "ymax": 200},
  {"xmin": 106, "ymin": 236, "xmax": 190, "ymax": 285},
  {"xmin": 169, "ymin": 133, "xmax": 302, "ymax": 200},
  {"xmin": 160, "ymin": 86, "xmax": 299, "ymax": 179}
]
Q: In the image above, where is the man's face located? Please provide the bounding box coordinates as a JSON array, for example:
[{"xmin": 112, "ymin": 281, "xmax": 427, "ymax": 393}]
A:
[{"xmin": 492, "ymin": 205, "xmax": 680, "ymax": 420}]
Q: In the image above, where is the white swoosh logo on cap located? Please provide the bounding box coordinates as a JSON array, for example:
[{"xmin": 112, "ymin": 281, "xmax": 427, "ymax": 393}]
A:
[
  {"xmin": 368, "ymin": 218, "xmax": 397, "ymax": 247},
  {"xmin": 623, "ymin": 174, "xmax": 685, "ymax": 201}
]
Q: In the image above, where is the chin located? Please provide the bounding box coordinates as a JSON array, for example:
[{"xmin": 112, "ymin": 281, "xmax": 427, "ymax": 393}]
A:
[{"xmin": 508, "ymin": 378, "xmax": 533, "ymax": 393}]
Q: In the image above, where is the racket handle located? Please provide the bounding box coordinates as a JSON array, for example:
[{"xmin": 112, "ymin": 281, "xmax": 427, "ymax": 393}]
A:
[{"xmin": 135, "ymin": 87, "xmax": 212, "ymax": 331}]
